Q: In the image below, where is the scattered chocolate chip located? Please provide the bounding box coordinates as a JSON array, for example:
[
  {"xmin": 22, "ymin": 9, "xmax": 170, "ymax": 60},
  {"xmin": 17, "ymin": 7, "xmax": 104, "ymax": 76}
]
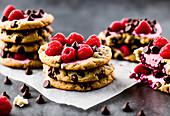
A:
[
  {"xmin": 71, "ymin": 74, "xmax": 78, "ymax": 82},
  {"xmin": 20, "ymin": 83, "xmax": 29, "ymax": 93},
  {"xmin": 23, "ymin": 88, "xmax": 31, "ymax": 98},
  {"xmin": 1, "ymin": 91, "xmax": 10, "ymax": 99},
  {"xmin": 11, "ymin": 21, "xmax": 18, "ymax": 28},
  {"xmin": 106, "ymin": 31, "xmax": 111, "ymax": 37},
  {"xmin": 101, "ymin": 105, "xmax": 110, "ymax": 115},
  {"xmin": 124, "ymin": 25, "xmax": 134, "ymax": 33},
  {"xmin": 155, "ymin": 72, "xmax": 164, "ymax": 78},
  {"xmin": 15, "ymin": 36, "xmax": 22, "ymax": 43},
  {"xmin": 5, "ymin": 43, "xmax": 12, "ymax": 48},
  {"xmin": 138, "ymin": 109, "xmax": 146, "ymax": 116},
  {"xmin": 25, "ymin": 67, "xmax": 33, "ymax": 75},
  {"xmin": 143, "ymin": 46, "xmax": 151, "ymax": 54},
  {"xmin": 4, "ymin": 76, "xmax": 12, "ymax": 85},
  {"xmin": 32, "ymin": 9, "xmax": 36, "ymax": 13},
  {"xmin": 71, "ymin": 41, "xmax": 79, "ymax": 49},
  {"xmin": 43, "ymin": 80, "xmax": 51, "ymax": 88},
  {"xmin": 1, "ymin": 16, "xmax": 8, "ymax": 22},
  {"xmin": 92, "ymin": 46, "xmax": 100, "ymax": 52},
  {"xmin": 122, "ymin": 102, "xmax": 132, "ymax": 112},
  {"xmin": 36, "ymin": 94, "xmax": 45, "ymax": 104},
  {"xmin": 151, "ymin": 46, "xmax": 160, "ymax": 54},
  {"xmin": 163, "ymin": 75, "xmax": 170, "ymax": 84},
  {"xmin": 18, "ymin": 46, "xmax": 25, "ymax": 53},
  {"xmin": 28, "ymin": 15, "xmax": 34, "ymax": 21}
]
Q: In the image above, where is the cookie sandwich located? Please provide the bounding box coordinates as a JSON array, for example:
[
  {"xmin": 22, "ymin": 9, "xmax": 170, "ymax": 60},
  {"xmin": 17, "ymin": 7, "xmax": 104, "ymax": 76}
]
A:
[
  {"xmin": 98, "ymin": 18, "xmax": 162, "ymax": 62},
  {"xmin": 39, "ymin": 32, "xmax": 115, "ymax": 91},
  {"xmin": 129, "ymin": 36, "xmax": 170, "ymax": 93},
  {"xmin": 0, "ymin": 5, "xmax": 54, "ymax": 68}
]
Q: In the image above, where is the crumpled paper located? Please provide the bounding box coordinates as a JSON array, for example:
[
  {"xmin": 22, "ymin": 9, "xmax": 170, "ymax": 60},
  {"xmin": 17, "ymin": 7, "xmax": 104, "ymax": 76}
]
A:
[{"xmin": 0, "ymin": 59, "xmax": 137, "ymax": 110}]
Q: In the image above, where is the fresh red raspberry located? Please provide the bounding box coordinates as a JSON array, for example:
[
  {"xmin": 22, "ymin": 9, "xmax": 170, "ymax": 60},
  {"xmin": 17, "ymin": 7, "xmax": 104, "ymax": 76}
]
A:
[
  {"xmin": 159, "ymin": 43, "xmax": 170, "ymax": 59},
  {"xmin": 121, "ymin": 18, "xmax": 128, "ymax": 28},
  {"xmin": 14, "ymin": 53, "xmax": 26, "ymax": 60},
  {"xmin": 51, "ymin": 33, "xmax": 67, "ymax": 45},
  {"xmin": 0, "ymin": 95, "xmax": 12, "ymax": 115},
  {"xmin": 67, "ymin": 32, "xmax": 84, "ymax": 45},
  {"xmin": 109, "ymin": 21, "xmax": 123, "ymax": 32},
  {"xmin": 61, "ymin": 47, "xmax": 76, "ymax": 62},
  {"xmin": 135, "ymin": 21, "xmax": 152, "ymax": 34},
  {"xmin": 86, "ymin": 35, "xmax": 101, "ymax": 47},
  {"xmin": 120, "ymin": 45, "xmax": 130, "ymax": 56},
  {"xmin": 8, "ymin": 10, "xmax": 24, "ymax": 21},
  {"xmin": 153, "ymin": 36, "xmax": 169, "ymax": 48},
  {"xmin": 45, "ymin": 41, "xmax": 63, "ymax": 56},
  {"xmin": 134, "ymin": 64, "xmax": 151, "ymax": 75},
  {"xmin": 3, "ymin": 5, "xmax": 16, "ymax": 18},
  {"xmin": 77, "ymin": 44, "xmax": 93, "ymax": 59}
]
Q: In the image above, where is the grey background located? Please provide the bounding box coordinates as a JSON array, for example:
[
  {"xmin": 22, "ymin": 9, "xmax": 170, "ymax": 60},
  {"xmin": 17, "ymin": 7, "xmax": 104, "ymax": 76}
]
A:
[{"xmin": 0, "ymin": 0, "xmax": 170, "ymax": 116}]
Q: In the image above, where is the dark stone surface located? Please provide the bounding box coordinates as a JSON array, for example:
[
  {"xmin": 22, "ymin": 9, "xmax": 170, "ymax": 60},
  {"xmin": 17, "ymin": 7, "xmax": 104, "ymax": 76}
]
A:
[{"xmin": 0, "ymin": 0, "xmax": 170, "ymax": 116}]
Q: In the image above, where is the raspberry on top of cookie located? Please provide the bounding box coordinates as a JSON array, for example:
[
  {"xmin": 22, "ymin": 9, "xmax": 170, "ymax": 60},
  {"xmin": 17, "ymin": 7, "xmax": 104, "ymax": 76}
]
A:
[{"xmin": 38, "ymin": 32, "xmax": 112, "ymax": 70}]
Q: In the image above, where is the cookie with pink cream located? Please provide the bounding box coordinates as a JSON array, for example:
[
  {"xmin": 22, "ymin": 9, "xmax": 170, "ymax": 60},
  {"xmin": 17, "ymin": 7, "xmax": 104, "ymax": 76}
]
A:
[
  {"xmin": 98, "ymin": 18, "xmax": 162, "ymax": 62},
  {"xmin": 0, "ymin": 5, "xmax": 54, "ymax": 30},
  {"xmin": 129, "ymin": 36, "xmax": 170, "ymax": 93}
]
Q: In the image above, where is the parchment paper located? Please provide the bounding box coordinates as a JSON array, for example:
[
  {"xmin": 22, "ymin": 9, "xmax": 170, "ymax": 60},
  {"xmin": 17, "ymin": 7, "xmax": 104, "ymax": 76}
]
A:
[{"xmin": 0, "ymin": 59, "xmax": 137, "ymax": 110}]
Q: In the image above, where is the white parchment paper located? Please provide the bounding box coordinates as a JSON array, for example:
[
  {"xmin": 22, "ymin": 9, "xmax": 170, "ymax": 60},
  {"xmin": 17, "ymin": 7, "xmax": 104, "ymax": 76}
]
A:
[{"xmin": 0, "ymin": 59, "xmax": 137, "ymax": 110}]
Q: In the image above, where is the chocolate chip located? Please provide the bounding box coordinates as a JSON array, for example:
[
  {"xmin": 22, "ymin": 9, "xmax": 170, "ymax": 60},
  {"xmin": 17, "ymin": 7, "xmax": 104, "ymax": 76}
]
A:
[
  {"xmin": 20, "ymin": 83, "xmax": 29, "ymax": 93},
  {"xmin": 151, "ymin": 27, "xmax": 157, "ymax": 34},
  {"xmin": 22, "ymin": 88, "xmax": 31, "ymax": 98},
  {"xmin": 143, "ymin": 46, "xmax": 151, "ymax": 54},
  {"xmin": 1, "ymin": 16, "xmax": 8, "ymax": 22},
  {"xmin": 138, "ymin": 109, "xmax": 146, "ymax": 116},
  {"xmin": 107, "ymin": 27, "xmax": 112, "ymax": 31},
  {"xmin": 5, "ymin": 43, "xmax": 12, "ymax": 48},
  {"xmin": 117, "ymin": 54, "xmax": 123, "ymax": 60},
  {"xmin": 1, "ymin": 91, "xmax": 10, "ymax": 99},
  {"xmin": 122, "ymin": 102, "xmax": 132, "ymax": 112},
  {"xmin": 71, "ymin": 74, "xmax": 78, "ymax": 82},
  {"xmin": 151, "ymin": 46, "xmax": 160, "ymax": 54},
  {"xmin": 163, "ymin": 75, "xmax": 170, "ymax": 84},
  {"xmin": 28, "ymin": 15, "xmax": 34, "ymax": 21},
  {"xmin": 106, "ymin": 31, "xmax": 111, "ymax": 37},
  {"xmin": 152, "ymin": 19, "xmax": 157, "ymax": 24},
  {"xmin": 134, "ymin": 39, "xmax": 141, "ymax": 46},
  {"xmin": 36, "ymin": 94, "xmax": 45, "ymax": 104},
  {"xmin": 71, "ymin": 41, "xmax": 79, "ymax": 49},
  {"xmin": 15, "ymin": 36, "xmax": 22, "ymax": 43},
  {"xmin": 128, "ymin": 18, "xmax": 132, "ymax": 23},
  {"xmin": 43, "ymin": 80, "xmax": 51, "ymax": 88},
  {"xmin": 6, "ymin": 30, "xmax": 13, "ymax": 35},
  {"xmin": 25, "ymin": 67, "xmax": 33, "ymax": 75},
  {"xmin": 102, "ymin": 40, "xmax": 106, "ymax": 44},
  {"xmin": 133, "ymin": 20, "xmax": 139, "ymax": 27},
  {"xmin": 11, "ymin": 21, "xmax": 18, "ymax": 28},
  {"xmin": 4, "ymin": 76, "xmax": 12, "ymax": 85},
  {"xmin": 22, "ymin": 9, "xmax": 31, "ymax": 15},
  {"xmin": 39, "ymin": 9, "xmax": 44, "ymax": 14},
  {"xmin": 124, "ymin": 25, "xmax": 134, "ymax": 33},
  {"xmin": 155, "ymin": 72, "xmax": 164, "ymax": 78},
  {"xmin": 92, "ymin": 46, "xmax": 100, "ymax": 52},
  {"xmin": 98, "ymin": 52, "xmax": 103, "ymax": 56},
  {"xmin": 144, "ymin": 18, "xmax": 148, "ymax": 21},
  {"xmin": 18, "ymin": 46, "xmax": 25, "ymax": 53},
  {"xmin": 77, "ymin": 71, "xmax": 85, "ymax": 77},
  {"xmin": 101, "ymin": 105, "xmax": 110, "ymax": 115},
  {"xmin": 34, "ymin": 10, "xmax": 43, "ymax": 18}
]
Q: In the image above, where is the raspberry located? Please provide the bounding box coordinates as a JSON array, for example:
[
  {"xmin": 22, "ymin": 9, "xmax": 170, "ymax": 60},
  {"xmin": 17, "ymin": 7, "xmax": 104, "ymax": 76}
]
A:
[
  {"xmin": 153, "ymin": 36, "xmax": 169, "ymax": 48},
  {"xmin": 77, "ymin": 44, "xmax": 93, "ymax": 59},
  {"xmin": 134, "ymin": 64, "xmax": 151, "ymax": 75},
  {"xmin": 121, "ymin": 18, "xmax": 128, "ymax": 28},
  {"xmin": 45, "ymin": 41, "xmax": 63, "ymax": 56},
  {"xmin": 0, "ymin": 96, "xmax": 12, "ymax": 115},
  {"xmin": 67, "ymin": 32, "xmax": 84, "ymax": 45},
  {"xmin": 120, "ymin": 45, "xmax": 130, "ymax": 56},
  {"xmin": 86, "ymin": 35, "xmax": 101, "ymax": 47},
  {"xmin": 3, "ymin": 5, "xmax": 16, "ymax": 18},
  {"xmin": 61, "ymin": 47, "xmax": 76, "ymax": 62},
  {"xmin": 51, "ymin": 33, "xmax": 67, "ymax": 45},
  {"xmin": 109, "ymin": 21, "xmax": 123, "ymax": 32},
  {"xmin": 14, "ymin": 53, "xmax": 26, "ymax": 60},
  {"xmin": 135, "ymin": 21, "xmax": 152, "ymax": 34},
  {"xmin": 159, "ymin": 43, "xmax": 170, "ymax": 59},
  {"xmin": 8, "ymin": 10, "xmax": 24, "ymax": 21}
]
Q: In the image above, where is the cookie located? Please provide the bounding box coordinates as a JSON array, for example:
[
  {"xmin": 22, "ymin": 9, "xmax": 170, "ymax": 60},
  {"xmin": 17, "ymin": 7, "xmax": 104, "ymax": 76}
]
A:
[
  {"xmin": 0, "ymin": 55, "xmax": 42, "ymax": 68},
  {"xmin": 45, "ymin": 72, "xmax": 115, "ymax": 91},
  {"xmin": 98, "ymin": 18, "xmax": 162, "ymax": 62},
  {"xmin": 39, "ymin": 43, "xmax": 112, "ymax": 70},
  {"xmin": 0, "ymin": 26, "xmax": 53, "ymax": 43},
  {"xmin": 43, "ymin": 62, "xmax": 115, "ymax": 83},
  {"xmin": 0, "ymin": 40, "xmax": 45, "ymax": 53},
  {"xmin": 0, "ymin": 8, "xmax": 54, "ymax": 30}
]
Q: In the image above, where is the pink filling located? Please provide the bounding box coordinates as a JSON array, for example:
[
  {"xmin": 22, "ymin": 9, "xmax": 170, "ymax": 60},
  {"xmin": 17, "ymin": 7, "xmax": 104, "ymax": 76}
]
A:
[
  {"xmin": 12, "ymin": 58, "xmax": 31, "ymax": 64},
  {"xmin": 144, "ymin": 53, "xmax": 163, "ymax": 67}
]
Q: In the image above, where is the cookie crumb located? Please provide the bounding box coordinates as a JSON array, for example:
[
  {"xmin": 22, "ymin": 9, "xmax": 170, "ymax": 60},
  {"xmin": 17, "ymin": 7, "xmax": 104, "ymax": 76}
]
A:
[{"xmin": 13, "ymin": 95, "xmax": 28, "ymax": 107}]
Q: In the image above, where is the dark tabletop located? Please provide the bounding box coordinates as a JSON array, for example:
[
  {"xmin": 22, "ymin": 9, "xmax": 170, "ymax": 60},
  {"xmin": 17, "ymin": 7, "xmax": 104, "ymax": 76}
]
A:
[{"xmin": 0, "ymin": 0, "xmax": 170, "ymax": 116}]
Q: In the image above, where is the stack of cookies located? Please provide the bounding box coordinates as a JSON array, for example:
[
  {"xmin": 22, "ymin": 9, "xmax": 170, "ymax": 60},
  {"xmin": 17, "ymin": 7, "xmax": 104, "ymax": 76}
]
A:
[
  {"xmin": 0, "ymin": 5, "xmax": 54, "ymax": 68},
  {"xmin": 98, "ymin": 18, "xmax": 162, "ymax": 62},
  {"xmin": 39, "ymin": 32, "xmax": 115, "ymax": 91}
]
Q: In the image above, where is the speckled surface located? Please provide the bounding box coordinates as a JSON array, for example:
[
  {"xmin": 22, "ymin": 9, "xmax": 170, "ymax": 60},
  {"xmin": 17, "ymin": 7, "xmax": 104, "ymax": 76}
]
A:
[{"xmin": 0, "ymin": 0, "xmax": 170, "ymax": 116}]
